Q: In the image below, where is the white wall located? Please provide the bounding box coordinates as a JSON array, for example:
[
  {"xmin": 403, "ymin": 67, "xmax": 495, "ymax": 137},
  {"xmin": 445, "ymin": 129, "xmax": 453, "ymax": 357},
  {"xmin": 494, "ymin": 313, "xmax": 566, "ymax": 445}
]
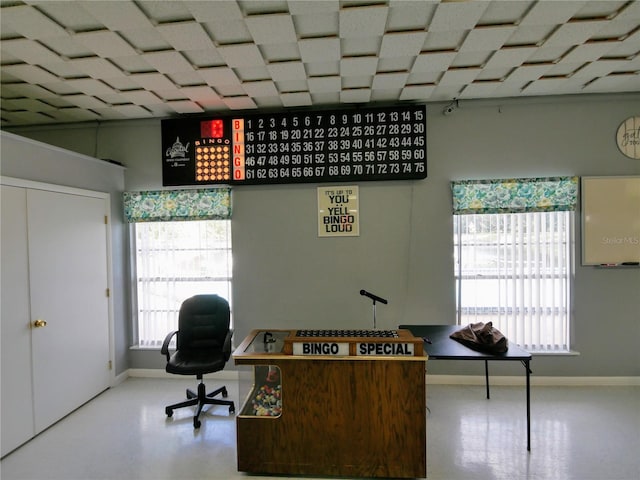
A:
[{"xmin": 5, "ymin": 93, "xmax": 640, "ymax": 377}]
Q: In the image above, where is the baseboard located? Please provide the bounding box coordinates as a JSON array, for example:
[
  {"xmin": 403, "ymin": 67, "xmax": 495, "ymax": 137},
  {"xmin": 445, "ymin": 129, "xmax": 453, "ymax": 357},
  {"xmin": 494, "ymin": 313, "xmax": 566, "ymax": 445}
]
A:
[
  {"xmin": 119, "ymin": 369, "xmax": 639, "ymax": 386},
  {"xmin": 426, "ymin": 375, "xmax": 640, "ymax": 386},
  {"xmin": 125, "ymin": 368, "xmax": 241, "ymax": 381}
]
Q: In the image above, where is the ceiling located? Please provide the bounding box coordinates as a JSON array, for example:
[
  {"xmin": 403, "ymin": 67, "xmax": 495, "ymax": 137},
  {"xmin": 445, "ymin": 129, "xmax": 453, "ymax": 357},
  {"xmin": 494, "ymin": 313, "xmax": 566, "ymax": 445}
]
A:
[{"xmin": 1, "ymin": 0, "xmax": 639, "ymax": 128}]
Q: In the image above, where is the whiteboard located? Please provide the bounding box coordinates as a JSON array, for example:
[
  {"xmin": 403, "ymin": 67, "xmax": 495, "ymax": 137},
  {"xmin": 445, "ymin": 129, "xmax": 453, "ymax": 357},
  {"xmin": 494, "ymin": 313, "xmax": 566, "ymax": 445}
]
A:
[{"xmin": 581, "ymin": 176, "xmax": 640, "ymax": 265}]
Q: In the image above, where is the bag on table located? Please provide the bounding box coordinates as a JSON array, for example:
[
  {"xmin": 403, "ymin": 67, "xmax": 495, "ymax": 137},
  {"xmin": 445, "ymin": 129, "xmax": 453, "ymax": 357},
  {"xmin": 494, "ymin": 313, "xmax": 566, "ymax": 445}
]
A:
[{"xmin": 450, "ymin": 321, "xmax": 508, "ymax": 354}]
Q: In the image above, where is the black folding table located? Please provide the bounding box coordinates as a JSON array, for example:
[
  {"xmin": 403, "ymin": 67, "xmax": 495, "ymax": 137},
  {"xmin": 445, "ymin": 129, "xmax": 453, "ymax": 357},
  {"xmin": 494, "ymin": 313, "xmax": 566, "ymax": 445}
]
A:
[{"xmin": 399, "ymin": 324, "xmax": 532, "ymax": 451}]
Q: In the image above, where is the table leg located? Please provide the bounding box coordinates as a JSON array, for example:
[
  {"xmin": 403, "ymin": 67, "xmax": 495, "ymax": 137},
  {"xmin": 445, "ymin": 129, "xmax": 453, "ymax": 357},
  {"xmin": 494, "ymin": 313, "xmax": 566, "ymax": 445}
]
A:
[
  {"xmin": 525, "ymin": 359, "xmax": 531, "ymax": 451},
  {"xmin": 484, "ymin": 360, "xmax": 490, "ymax": 399}
]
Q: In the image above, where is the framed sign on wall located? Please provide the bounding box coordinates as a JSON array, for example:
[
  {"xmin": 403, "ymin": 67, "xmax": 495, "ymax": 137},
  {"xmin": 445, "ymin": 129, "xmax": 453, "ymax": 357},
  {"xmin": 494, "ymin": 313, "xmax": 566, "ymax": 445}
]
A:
[
  {"xmin": 161, "ymin": 104, "xmax": 427, "ymax": 186},
  {"xmin": 317, "ymin": 186, "xmax": 359, "ymax": 237}
]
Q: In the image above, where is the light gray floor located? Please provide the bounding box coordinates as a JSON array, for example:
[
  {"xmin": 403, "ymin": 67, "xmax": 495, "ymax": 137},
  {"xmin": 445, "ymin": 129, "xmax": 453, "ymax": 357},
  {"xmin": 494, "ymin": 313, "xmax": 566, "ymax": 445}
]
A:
[{"xmin": 1, "ymin": 377, "xmax": 638, "ymax": 480}]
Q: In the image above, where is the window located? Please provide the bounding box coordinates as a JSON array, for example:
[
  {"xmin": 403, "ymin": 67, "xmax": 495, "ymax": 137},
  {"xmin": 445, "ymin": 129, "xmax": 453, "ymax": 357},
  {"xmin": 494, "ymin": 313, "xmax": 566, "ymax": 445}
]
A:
[
  {"xmin": 123, "ymin": 188, "xmax": 233, "ymax": 348},
  {"xmin": 133, "ymin": 220, "xmax": 232, "ymax": 347},
  {"xmin": 451, "ymin": 177, "xmax": 578, "ymax": 352},
  {"xmin": 454, "ymin": 212, "xmax": 573, "ymax": 351}
]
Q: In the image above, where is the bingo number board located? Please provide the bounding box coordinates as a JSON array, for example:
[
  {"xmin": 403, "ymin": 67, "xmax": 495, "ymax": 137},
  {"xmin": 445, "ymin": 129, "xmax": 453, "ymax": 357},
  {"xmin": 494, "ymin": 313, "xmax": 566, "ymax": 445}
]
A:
[{"xmin": 161, "ymin": 104, "xmax": 427, "ymax": 186}]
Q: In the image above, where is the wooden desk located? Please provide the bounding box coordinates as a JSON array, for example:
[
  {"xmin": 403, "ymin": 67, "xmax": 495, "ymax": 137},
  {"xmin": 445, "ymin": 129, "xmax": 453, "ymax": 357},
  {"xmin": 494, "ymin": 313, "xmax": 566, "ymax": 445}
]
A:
[
  {"xmin": 400, "ymin": 324, "xmax": 532, "ymax": 451},
  {"xmin": 233, "ymin": 329, "xmax": 428, "ymax": 478}
]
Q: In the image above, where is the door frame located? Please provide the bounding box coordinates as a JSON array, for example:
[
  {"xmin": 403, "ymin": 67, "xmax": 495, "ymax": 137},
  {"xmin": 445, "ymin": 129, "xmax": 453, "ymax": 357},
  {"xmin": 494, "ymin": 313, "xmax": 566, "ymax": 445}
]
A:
[{"xmin": 1, "ymin": 176, "xmax": 116, "ymax": 386}]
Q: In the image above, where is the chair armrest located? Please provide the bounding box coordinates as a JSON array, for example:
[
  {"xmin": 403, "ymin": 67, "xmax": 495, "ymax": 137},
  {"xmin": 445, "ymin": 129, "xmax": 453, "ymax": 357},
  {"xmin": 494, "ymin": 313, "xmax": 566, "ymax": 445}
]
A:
[
  {"xmin": 160, "ymin": 330, "xmax": 178, "ymax": 361},
  {"xmin": 223, "ymin": 329, "xmax": 233, "ymax": 361}
]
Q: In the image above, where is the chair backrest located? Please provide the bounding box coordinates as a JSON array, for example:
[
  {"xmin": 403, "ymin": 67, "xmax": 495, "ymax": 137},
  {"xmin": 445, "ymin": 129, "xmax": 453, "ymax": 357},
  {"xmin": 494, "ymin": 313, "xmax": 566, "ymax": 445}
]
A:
[{"xmin": 177, "ymin": 294, "xmax": 230, "ymax": 351}]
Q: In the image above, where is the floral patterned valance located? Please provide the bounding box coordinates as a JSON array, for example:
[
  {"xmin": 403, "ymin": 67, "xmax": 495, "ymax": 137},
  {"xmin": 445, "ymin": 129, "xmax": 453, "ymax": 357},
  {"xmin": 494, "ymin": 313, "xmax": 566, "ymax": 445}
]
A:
[
  {"xmin": 451, "ymin": 176, "xmax": 579, "ymax": 214},
  {"xmin": 123, "ymin": 188, "xmax": 231, "ymax": 222}
]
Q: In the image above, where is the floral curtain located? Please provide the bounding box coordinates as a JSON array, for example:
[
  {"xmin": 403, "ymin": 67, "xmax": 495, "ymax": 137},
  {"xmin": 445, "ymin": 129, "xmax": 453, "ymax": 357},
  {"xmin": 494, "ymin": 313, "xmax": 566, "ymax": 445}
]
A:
[
  {"xmin": 123, "ymin": 188, "xmax": 231, "ymax": 222},
  {"xmin": 451, "ymin": 176, "xmax": 578, "ymax": 214}
]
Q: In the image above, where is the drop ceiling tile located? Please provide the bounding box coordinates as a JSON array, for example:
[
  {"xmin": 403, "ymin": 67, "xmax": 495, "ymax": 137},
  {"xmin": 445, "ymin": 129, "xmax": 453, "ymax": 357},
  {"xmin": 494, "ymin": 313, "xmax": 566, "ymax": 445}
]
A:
[
  {"xmin": 370, "ymin": 88, "xmax": 402, "ymax": 102},
  {"xmin": 298, "ymin": 38, "xmax": 341, "ymax": 63},
  {"xmin": 118, "ymin": 28, "xmax": 171, "ymax": 52},
  {"xmin": 386, "ymin": 1, "xmax": 437, "ymax": 32},
  {"xmin": 65, "ymin": 78, "xmax": 116, "ymax": 96},
  {"xmin": 310, "ymin": 91, "xmax": 340, "ymax": 104},
  {"xmin": 439, "ymin": 67, "xmax": 483, "ymax": 86},
  {"xmin": 377, "ymin": 56, "xmax": 415, "ymax": 73},
  {"xmin": 67, "ymin": 57, "xmax": 127, "ymax": 79},
  {"xmin": 559, "ymin": 41, "xmax": 622, "ymax": 64},
  {"xmin": 246, "ymin": 13, "xmax": 298, "ymax": 44},
  {"xmin": 1, "ymin": 64, "xmax": 59, "ymax": 84},
  {"xmin": 451, "ymin": 51, "xmax": 492, "ymax": 68},
  {"xmin": 340, "ymin": 37, "xmax": 382, "ymax": 57},
  {"xmin": 215, "ymin": 83, "xmax": 248, "ymax": 97},
  {"xmin": 583, "ymin": 73, "xmax": 640, "ymax": 93},
  {"xmin": 288, "ymin": 0, "xmax": 340, "ymax": 15},
  {"xmin": 305, "ymin": 61, "xmax": 340, "ymax": 77},
  {"xmin": 81, "ymin": 1, "xmax": 155, "ymax": 31},
  {"xmin": 166, "ymin": 100, "xmax": 204, "ymax": 114},
  {"xmin": 183, "ymin": 49, "xmax": 226, "ymax": 68},
  {"xmin": 52, "ymin": 108, "xmax": 101, "ymax": 123},
  {"xmin": 178, "ymin": 85, "xmax": 220, "ymax": 101},
  {"xmin": 459, "ymin": 26, "xmax": 516, "ymax": 53},
  {"xmin": 411, "ymin": 51, "xmax": 457, "ymax": 73},
  {"xmin": 544, "ymin": 20, "xmax": 610, "ymax": 47},
  {"xmin": 1, "ymin": 38, "xmax": 62, "ymax": 65},
  {"xmin": 572, "ymin": 59, "xmax": 629, "ymax": 78},
  {"xmin": 399, "ymin": 84, "xmax": 436, "ymax": 101},
  {"xmin": 222, "ymin": 96, "xmax": 258, "ymax": 110},
  {"xmin": 41, "ymin": 35, "xmax": 94, "ymax": 59},
  {"xmin": 234, "ymin": 65, "xmax": 272, "ymax": 82},
  {"xmin": 428, "ymin": 1, "xmax": 489, "ymax": 32},
  {"xmin": 2, "ymin": 97, "xmax": 56, "ymax": 112},
  {"xmin": 110, "ymin": 56, "xmax": 155, "ymax": 75},
  {"xmin": 254, "ymin": 96, "xmax": 284, "ymax": 108},
  {"xmin": 64, "ymin": 94, "xmax": 109, "ymax": 109},
  {"xmin": 477, "ymin": 0, "xmax": 532, "ymax": 25},
  {"xmin": 136, "ymin": 0, "xmax": 193, "ymax": 24},
  {"xmin": 379, "ymin": 31, "xmax": 427, "ymax": 57},
  {"xmin": 275, "ymin": 79, "xmax": 308, "ymax": 93},
  {"xmin": 340, "ymin": 56, "xmax": 378, "ymax": 76},
  {"xmin": 217, "ymin": 44, "xmax": 265, "ymax": 68},
  {"xmin": 0, "ymin": 5, "xmax": 68, "ymax": 40},
  {"xmin": 140, "ymin": 51, "xmax": 194, "ymax": 74},
  {"xmin": 521, "ymin": 77, "xmax": 575, "ymax": 96},
  {"xmin": 267, "ymin": 61, "xmax": 307, "ymax": 81},
  {"xmin": 1, "ymin": 110, "xmax": 57, "ymax": 125},
  {"xmin": 340, "ymin": 88, "xmax": 371, "ymax": 103},
  {"xmin": 260, "ymin": 43, "xmax": 301, "ymax": 63},
  {"xmin": 422, "ymin": 30, "xmax": 466, "ymax": 51},
  {"xmin": 506, "ymin": 64, "xmax": 554, "ymax": 83},
  {"xmin": 240, "ymin": 0, "xmax": 289, "ymax": 16},
  {"xmin": 406, "ymin": 70, "xmax": 440, "ymax": 85},
  {"xmin": 504, "ymin": 24, "xmax": 555, "ymax": 46},
  {"xmin": 292, "ymin": 11, "xmax": 339, "ymax": 38},
  {"xmin": 241, "ymin": 80, "xmax": 279, "ymax": 97},
  {"xmin": 184, "ymin": 0, "xmax": 244, "ymax": 22},
  {"xmin": 204, "ymin": 19, "xmax": 253, "ymax": 45},
  {"xmin": 428, "ymin": 83, "xmax": 463, "ymax": 101},
  {"xmin": 109, "ymin": 104, "xmax": 154, "ymax": 118},
  {"xmin": 281, "ymin": 91, "xmax": 312, "ymax": 107},
  {"xmin": 168, "ymin": 70, "xmax": 206, "ymax": 87},
  {"xmin": 31, "ymin": 1, "xmax": 103, "ymax": 32},
  {"xmin": 371, "ymin": 72, "xmax": 408, "ymax": 90},
  {"xmin": 483, "ymin": 46, "xmax": 538, "ymax": 69},
  {"xmin": 519, "ymin": 1, "xmax": 584, "ymax": 26},
  {"xmin": 75, "ymin": 31, "xmax": 139, "ymax": 58},
  {"xmin": 307, "ymin": 76, "xmax": 341, "ymax": 93},
  {"xmin": 459, "ymin": 80, "xmax": 502, "ymax": 99},
  {"xmin": 339, "ymin": 5, "xmax": 388, "ymax": 38},
  {"xmin": 526, "ymin": 46, "xmax": 572, "ymax": 63},
  {"xmin": 39, "ymin": 80, "xmax": 81, "ymax": 95},
  {"xmin": 117, "ymin": 90, "xmax": 163, "ymax": 105},
  {"xmin": 340, "ymin": 74, "xmax": 370, "ymax": 90},
  {"xmin": 38, "ymin": 61, "xmax": 84, "ymax": 79},
  {"xmin": 198, "ymin": 66, "xmax": 242, "ymax": 87},
  {"xmin": 89, "ymin": 108, "xmax": 129, "ymax": 121},
  {"xmin": 156, "ymin": 22, "xmax": 215, "ymax": 51},
  {"xmin": 129, "ymin": 72, "xmax": 177, "ymax": 91}
]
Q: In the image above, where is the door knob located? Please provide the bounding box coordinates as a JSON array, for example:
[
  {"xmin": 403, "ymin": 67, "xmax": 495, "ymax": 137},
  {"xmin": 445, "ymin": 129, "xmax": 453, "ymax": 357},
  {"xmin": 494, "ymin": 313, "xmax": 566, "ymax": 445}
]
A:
[{"xmin": 33, "ymin": 319, "xmax": 47, "ymax": 328}]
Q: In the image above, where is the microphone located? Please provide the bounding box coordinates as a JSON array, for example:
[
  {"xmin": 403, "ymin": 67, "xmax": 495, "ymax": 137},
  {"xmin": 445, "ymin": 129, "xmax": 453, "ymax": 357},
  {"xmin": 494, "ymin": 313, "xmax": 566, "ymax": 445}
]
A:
[{"xmin": 360, "ymin": 289, "xmax": 388, "ymax": 304}]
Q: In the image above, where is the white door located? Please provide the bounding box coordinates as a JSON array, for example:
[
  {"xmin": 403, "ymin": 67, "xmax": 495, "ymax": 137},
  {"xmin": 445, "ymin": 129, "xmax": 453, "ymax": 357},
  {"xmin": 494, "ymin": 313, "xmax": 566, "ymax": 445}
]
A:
[
  {"xmin": 27, "ymin": 189, "xmax": 111, "ymax": 432},
  {"xmin": 1, "ymin": 185, "xmax": 35, "ymax": 456}
]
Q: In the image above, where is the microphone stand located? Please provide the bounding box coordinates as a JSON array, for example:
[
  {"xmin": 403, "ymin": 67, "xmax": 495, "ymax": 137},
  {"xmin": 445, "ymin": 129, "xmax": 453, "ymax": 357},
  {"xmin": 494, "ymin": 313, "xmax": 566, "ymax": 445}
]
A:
[{"xmin": 360, "ymin": 290, "xmax": 388, "ymax": 330}]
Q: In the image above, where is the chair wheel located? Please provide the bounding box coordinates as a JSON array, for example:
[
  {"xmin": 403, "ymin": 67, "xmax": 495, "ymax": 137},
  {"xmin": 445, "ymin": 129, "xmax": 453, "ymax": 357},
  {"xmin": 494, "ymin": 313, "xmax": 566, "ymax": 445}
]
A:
[
  {"xmin": 229, "ymin": 405, "xmax": 235, "ymax": 414},
  {"xmin": 222, "ymin": 387, "xmax": 228, "ymax": 398},
  {"xmin": 166, "ymin": 408, "xmax": 173, "ymax": 417},
  {"xmin": 194, "ymin": 418, "xmax": 201, "ymax": 429}
]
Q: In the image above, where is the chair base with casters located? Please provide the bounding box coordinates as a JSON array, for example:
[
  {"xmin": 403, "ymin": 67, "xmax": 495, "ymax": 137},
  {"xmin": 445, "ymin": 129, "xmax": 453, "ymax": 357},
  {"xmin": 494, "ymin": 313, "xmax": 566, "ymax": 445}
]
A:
[
  {"xmin": 161, "ymin": 294, "xmax": 237, "ymax": 429},
  {"xmin": 164, "ymin": 374, "xmax": 235, "ymax": 429}
]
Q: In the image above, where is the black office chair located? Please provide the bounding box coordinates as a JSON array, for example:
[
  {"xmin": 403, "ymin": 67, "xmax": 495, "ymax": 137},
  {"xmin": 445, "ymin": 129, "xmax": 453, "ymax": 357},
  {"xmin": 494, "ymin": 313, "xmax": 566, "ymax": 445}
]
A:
[{"xmin": 161, "ymin": 294, "xmax": 236, "ymax": 428}]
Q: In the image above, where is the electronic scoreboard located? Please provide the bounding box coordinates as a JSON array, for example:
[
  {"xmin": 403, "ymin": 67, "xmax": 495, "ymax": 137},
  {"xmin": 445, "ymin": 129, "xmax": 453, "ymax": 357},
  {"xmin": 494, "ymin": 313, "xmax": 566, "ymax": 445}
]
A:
[{"xmin": 161, "ymin": 104, "xmax": 427, "ymax": 186}]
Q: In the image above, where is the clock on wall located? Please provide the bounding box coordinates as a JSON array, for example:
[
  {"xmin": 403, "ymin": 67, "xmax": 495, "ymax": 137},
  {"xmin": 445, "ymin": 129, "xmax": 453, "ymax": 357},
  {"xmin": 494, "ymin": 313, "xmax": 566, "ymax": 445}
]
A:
[{"xmin": 616, "ymin": 116, "xmax": 640, "ymax": 160}]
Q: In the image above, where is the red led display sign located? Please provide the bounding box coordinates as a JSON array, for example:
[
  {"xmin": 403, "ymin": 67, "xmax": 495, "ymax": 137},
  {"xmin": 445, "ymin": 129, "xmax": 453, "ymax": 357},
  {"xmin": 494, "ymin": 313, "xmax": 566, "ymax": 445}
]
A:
[{"xmin": 161, "ymin": 104, "xmax": 427, "ymax": 186}]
